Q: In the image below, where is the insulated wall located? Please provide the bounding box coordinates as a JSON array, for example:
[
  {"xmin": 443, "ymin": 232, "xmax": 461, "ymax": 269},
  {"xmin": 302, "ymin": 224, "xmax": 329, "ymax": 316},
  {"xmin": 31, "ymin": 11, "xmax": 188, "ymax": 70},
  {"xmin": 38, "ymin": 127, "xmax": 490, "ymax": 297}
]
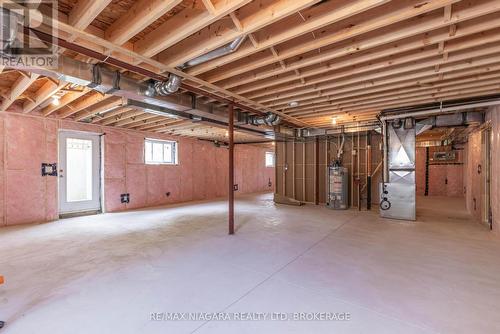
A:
[
  {"xmin": 415, "ymin": 146, "xmax": 464, "ymax": 197},
  {"xmin": 463, "ymin": 106, "xmax": 500, "ymax": 232},
  {"xmin": 0, "ymin": 113, "xmax": 274, "ymax": 226},
  {"xmin": 486, "ymin": 106, "xmax": 500, "ymax": 233},
  {"xmin": 464, "ymin": 130, "xmax": 486, "ymax": 225}
]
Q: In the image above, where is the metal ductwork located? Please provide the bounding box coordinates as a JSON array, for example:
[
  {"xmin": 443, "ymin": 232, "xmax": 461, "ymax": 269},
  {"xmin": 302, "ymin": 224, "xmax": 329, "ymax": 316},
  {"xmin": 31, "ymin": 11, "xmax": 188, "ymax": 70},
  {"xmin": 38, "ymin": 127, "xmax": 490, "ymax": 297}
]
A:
[
  {"xmin": 297, "ymin": 122, "xmax": 380, "ymax": 137},
  {"xmin": 416, "ymin": 111, "xmax": 483, "ymax": 128},
  {"xmin": 144, "ymin": 74, "xmax": 182, "ymax": 97},
  {"xmin": 380, "ymin": 94, "xmax": 500, "ymax": 121},
  {"xmin": 380, "ymin": 119, "xmax": 416, "ymax": 221},
  {"xmin": 248, "ymin": 111, "xmax": 281, "ymax": 126},
  {"xmin": 14, "ymin": 55, "xmax": 272, "ymax": 137},
  {"xmin": 180, "ymin": 35, "xmax": 247, "ymax": 69}
]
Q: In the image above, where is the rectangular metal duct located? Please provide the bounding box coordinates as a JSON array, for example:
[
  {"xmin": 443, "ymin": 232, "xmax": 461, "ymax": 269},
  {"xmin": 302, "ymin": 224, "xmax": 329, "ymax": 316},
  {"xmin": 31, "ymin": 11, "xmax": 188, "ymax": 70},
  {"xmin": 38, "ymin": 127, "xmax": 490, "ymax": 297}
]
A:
[
  {"xmin": 380, "ymin": 120, "xmax": 416, "ymax": 221},
  {"xmin": 9, "ymin": 55, "xmax": 269, "ymax": 136}
]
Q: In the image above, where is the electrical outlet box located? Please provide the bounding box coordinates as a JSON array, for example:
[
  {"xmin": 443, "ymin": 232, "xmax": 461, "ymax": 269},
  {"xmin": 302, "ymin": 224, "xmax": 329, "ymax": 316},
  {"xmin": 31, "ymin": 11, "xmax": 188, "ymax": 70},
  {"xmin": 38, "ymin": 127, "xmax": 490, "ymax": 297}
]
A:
[
  {"xmin": 41, "ymin": 163, "xmax": 57, "ymax": 176},
  {"xmin": 233, "ymin": 184, "xmax": 238, "ymax": 191},
  {"xmin": 120, "ymin": 193, "xmax": 130, "ymax": 203}
]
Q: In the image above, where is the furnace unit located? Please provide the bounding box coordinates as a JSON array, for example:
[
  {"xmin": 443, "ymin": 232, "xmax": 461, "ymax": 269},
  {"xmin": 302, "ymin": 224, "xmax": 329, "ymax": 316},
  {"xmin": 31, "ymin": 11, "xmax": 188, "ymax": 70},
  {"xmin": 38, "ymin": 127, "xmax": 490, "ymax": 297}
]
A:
[{"xmin": 326, "ymin": 166, "xmax": 348, "ymax": 210}]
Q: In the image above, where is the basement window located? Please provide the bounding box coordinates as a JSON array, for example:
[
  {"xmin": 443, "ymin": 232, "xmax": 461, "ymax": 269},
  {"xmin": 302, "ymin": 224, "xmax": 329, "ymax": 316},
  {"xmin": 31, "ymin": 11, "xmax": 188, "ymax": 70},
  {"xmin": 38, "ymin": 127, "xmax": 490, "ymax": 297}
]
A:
[
  {"xmin": 145, "ymin": 138, "xmax": 178, "ymax": 165},
  {"xmin": 265, "ymin": 152, "xmax": 275, "ymax": 167}
]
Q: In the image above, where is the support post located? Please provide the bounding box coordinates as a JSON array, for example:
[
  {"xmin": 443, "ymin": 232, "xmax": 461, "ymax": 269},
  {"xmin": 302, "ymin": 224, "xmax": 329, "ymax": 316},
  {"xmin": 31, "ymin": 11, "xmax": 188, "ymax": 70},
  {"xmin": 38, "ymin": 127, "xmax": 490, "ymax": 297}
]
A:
[
  {"xmin": 314, "ymin": 136, "xmax": 319, "ymax": 205},
  {"xmin": 366, "ymin": 131, "xmax": 372, "ymax": 210},
  {"xmin": 228, "ymin": 104, "xmax": 234, "ymax": 235}
]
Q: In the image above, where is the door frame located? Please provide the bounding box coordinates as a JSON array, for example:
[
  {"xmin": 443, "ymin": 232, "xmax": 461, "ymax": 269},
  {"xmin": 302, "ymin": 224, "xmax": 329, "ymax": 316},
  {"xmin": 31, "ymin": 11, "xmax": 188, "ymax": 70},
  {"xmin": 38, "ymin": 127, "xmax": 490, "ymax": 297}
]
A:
[{"xmin": 58, "ymin": 129, "xmax": 104, "ymax": 216}]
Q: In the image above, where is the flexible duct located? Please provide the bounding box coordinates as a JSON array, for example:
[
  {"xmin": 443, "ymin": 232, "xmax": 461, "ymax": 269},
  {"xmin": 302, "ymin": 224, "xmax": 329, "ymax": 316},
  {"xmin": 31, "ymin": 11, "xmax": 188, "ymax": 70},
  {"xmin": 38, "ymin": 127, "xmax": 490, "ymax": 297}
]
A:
[
  {"xmin": 152, "ymin": 74, "xmax": 182, "ymax": 96},
  {"xmin": 180, "ymin": 35, "xmax": 247, "ymax": 69},
  {"xmin": 248, "ymin": 111, "xmax": 281, "ymax": 126}
]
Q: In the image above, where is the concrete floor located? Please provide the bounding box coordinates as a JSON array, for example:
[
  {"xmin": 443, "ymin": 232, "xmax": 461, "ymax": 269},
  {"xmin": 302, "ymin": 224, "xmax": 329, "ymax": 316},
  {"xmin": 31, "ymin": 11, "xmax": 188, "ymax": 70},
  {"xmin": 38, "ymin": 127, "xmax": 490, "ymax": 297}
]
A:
[{"xmin": 1, "ymin": 193, "xmax": 500, "ymax": 333}]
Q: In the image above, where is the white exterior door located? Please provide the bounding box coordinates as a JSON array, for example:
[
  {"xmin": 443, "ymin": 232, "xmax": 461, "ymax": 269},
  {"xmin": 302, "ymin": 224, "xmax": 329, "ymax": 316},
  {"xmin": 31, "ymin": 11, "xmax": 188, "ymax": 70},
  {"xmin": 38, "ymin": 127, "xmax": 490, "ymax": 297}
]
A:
[{"xmin": 58, "ymin": 131, "xmax": 101, "ymax": 214}]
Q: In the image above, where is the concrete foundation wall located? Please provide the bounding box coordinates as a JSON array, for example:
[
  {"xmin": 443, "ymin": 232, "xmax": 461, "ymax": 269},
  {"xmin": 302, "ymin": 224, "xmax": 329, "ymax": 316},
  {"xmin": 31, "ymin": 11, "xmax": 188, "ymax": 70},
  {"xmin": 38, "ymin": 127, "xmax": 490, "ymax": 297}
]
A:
[{"xmin": 0, "ymin": 113, "xmax": 274, "ymax": 227}]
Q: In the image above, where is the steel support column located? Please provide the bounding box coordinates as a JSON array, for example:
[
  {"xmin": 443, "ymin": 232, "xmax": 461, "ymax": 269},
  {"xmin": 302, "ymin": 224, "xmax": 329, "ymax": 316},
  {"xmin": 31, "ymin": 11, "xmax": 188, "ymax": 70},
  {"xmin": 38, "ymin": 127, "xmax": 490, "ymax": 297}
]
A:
[
  {"xmin": 367, "ymin": 131, "xmax": 372, "ymax": 210},
  {"xmin": 228, "ymin": 104, "xmax": 235, "ymax": 235}
]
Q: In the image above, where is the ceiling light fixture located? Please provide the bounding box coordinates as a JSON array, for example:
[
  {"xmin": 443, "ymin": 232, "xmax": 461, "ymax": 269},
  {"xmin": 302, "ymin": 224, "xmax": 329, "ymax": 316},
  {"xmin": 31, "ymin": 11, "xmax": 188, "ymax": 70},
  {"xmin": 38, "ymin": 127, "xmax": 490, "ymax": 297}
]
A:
[
  {"xmin": 289, "ymin": 101, "xmax": 299, "ymax": 107},
  {"xmin": 331, "ymin": 117, "xmax": 337, "ymax": 125},
  {"xmin": 51, "ymin": 96, "xmax": 60, "ymax": 106}
]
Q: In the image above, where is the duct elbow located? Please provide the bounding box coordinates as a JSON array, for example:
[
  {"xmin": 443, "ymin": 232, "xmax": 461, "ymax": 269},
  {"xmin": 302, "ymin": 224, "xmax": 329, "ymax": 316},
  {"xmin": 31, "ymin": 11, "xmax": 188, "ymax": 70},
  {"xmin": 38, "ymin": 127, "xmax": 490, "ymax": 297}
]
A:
[
  {"xmin": 155, "ymin": 74, "xmax": 182, "ymax": 95},
  {"xmin": 143, "ymin": 74, "xmax": 182, "ymax": 97},
  {"xmin": 248, "ymin": 112, "xmax": 281, "ymax": 126}
]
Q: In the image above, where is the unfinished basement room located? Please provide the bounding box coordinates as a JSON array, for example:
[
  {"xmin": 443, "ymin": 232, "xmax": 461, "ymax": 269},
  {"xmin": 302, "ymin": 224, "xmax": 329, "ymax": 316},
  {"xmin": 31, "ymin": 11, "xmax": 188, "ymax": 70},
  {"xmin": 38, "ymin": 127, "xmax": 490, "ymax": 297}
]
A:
[{"xmin": 1, "ymin": 0, "xmax": 500, "ymax": 333}]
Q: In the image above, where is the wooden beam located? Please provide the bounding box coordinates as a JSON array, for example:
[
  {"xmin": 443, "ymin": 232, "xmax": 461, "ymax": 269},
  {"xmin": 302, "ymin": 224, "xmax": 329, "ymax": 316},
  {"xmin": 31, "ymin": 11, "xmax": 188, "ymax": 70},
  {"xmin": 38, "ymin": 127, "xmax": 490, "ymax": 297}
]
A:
[
  {"xmin": 138, "ymin": 119, "xmax": 185, "ymax": 131},
  {"xmin": 92, "ymin": 106, "xmax": 133, "ymax": 123},
  {"xmin": 298, "ymin": 84, "xmax": 500, "ymax": 118},
  {"xmin": 285, "ymin": 63, "xmax": 500, "ymax": 116},
  {"xmin": 241, "ymin": 20, "xmax": 500, "ymax": 98},
  {"xmin": 290, "ymin": 69, "xmax": 500, "ymax": 116},
  {"xmin": 114, "ymin": 113, "xmax": 157, "ymax": 127},
  {"xmin": 229, "ymin": 12, "xmax": 243, "ymax": 31},
  {"xmin": 133, "ymin": 0, "xmax": 252, "ymax": 57},
  {"xmin": 105, "ymin": 0, "xmax": 182, "ymax": 45},
  {"xmin": 336, "ymin": 79, "xmax": 500, "ymax": 112},
  {"xmin": 265, "ymin": 44, "xmax": 500, "ymax": 110},
  {"xmin": 444, "ymin": 4, "xmax": 453, "ymax": 22},
  {"xmin": 74, "ymin": 97, "xmax": 124, "ymax": 121},
  {"xmin": 68, "ymin": 0, "xmax": 112, "ymax": 30},
  {"xmin": 157, "ymin": 0, "xmax": 322, "ymax": 67},
  {"xmin": 211, "ymin": 0, "xmax": 493, "ymax": 87},
  {"xmin": 302, "ymin": 87, "xmax": 500, "ymax": 123},
  {"xmin": 58, "ymin": 92, "xmax": 110, "ymax": 119},
  {"xmin": 188, "ymin": 0, "xmax": 390, "ymax": 75},
  {"xmin": 201, "ymin": 0, "xmax": 217, "ymax": 15},
  {"xmin": 261, "ymin": 39, "xmax": 500, "ymax": 108},
  {"xmin": 248, "ymin": 33, "xmax": 259, "ymax": 48},
  {"xmin": 7, "ymin": 0, "xmax": 307, "ymax": 127},
  {"xmin": 42, "ymin": 88, "xmax": 89, "ymax": 116},
  {"xmin": 127, "ymin": 116, "xmax": 169, "ymax": 129},
  {"xmin": 0, "ymin": 73, "xmax": 39, "ymax": 111},
  {"xmin": 100, "ymin": 109, "xmax": 143, "ymax": 126},
  {"xmin": 23, "ymin": 80, "xmax": 66, "ymax": 114}
]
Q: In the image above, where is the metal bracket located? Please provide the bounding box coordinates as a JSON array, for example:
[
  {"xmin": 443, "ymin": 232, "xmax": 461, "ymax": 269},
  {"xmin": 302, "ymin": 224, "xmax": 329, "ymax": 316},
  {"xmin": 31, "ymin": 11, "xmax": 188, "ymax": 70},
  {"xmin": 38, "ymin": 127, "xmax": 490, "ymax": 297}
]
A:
[
  {"xmin": 88, "ymin": 64, "xmax": 102, "ymax": 88},
  {"xmin": 111, "ymin": 70, "xmax": 121, "ymax": 91}
]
